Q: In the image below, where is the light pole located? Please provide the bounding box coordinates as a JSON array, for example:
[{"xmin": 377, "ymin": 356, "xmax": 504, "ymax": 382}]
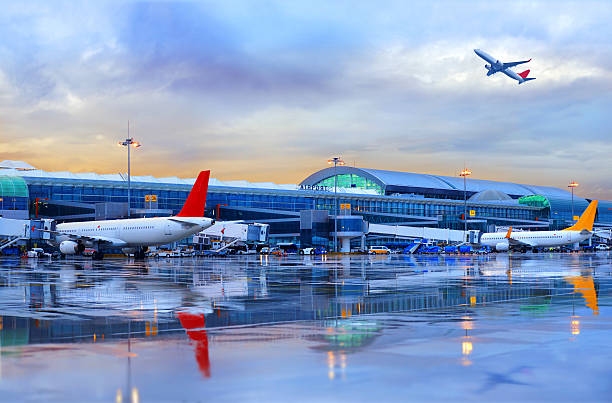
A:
[
  {"xmin": 328, "ymin": 157, "xmax": 345, "ymax": 253},
  {"xmin": 459, "ymin": 168, "xmax": 471, "ymax": 236},
  {"xmin": 118, "ymin": 124, "xmax": 141, "ymax": 218},
  {"xmin": 568, "ymin": 181, "xmax": 579, "ymax": 222}
]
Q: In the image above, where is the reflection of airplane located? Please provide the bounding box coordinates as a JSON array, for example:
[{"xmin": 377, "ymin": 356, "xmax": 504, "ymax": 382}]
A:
[
  {"xmin": 177, "ymin": 312, "xmax": 211, "ymax": 378},
  {"xmin": 476, "ymin": 366, "xmax": 532, "ymax": 393},
  {"xmin": 46, "ymin": 171, "xmax": 214, "ymax": 259},
  {"xmin": 565, "ymin": 276, "xmax": 599, "ymax": 314},
  {"xmin": 481, "ymin": 201, "xmax": 598, "ymax": 251},
  {"xmin": 474, "ymin": 49, "xmax": 535, "ymax": 84}
]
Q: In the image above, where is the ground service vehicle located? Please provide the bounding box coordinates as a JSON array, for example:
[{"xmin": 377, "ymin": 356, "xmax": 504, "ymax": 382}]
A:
[
  {"xmin": 300, "ymin": 247, "xmax": 327, "ymax": 255},
  {"xmin": 369, "ymin": 246, "xmax": 391, "ymax": 254}
]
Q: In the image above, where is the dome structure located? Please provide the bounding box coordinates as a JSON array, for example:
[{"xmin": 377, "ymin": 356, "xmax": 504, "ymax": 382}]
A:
[{"xmin": 468, "ymin": 189, "xmax": 513, "ymax": 202}]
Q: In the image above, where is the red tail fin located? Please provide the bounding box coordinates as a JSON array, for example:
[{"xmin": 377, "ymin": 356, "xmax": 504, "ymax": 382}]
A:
[
  {"xmin": 518, "ymin": 69, "xmax": 530, "ymax": 79},
  {"xmin": 176, "ymin": 170, "xmax": 210, "ymax": 217}
]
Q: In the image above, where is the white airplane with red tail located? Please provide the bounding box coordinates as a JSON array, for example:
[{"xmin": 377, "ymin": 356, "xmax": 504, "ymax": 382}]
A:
[
  {"xmin": 47, "ymin": 170, "xmax": 214, "ymax": 259},
  {"xmin": 474, "ymin": 49, "xmax": 536, "ymax": 84}
]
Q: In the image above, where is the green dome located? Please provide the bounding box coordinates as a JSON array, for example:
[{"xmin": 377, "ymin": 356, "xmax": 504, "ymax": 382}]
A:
[
  {"xmin": 0, "ymin": 175, "xmax": 29, "ymax": 198},
  {"xmin": 518, "ymin": 194, "xmax": 550, "ymax": 208}
]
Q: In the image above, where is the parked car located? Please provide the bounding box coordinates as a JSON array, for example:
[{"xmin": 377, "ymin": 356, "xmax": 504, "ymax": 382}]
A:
[
  {"xmin": 180, "ymin": 249, "xmax": 196, "ymax": 257},
  {"xmin": 300, "ymin": 247, "xmax": 327, "ymax": 255},
  {"xmin": 27, "ymin": 248, "xmax": 52, "ymax": 258},
  {"xmin": 595, "ymin": 244, "xmax": 610, "ymax": 251},
  {"xmin": 368, "ymin": 246, "xmax": 391, "ymax": 255},
  {"xmin": 260, "ymin": 247, "xmax": 283, "ymax": 255}
]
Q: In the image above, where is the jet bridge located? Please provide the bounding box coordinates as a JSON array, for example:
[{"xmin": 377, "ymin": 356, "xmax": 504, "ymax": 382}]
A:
[
  {"xmin": 0, "ymin": 217, "xmax": 55, "ymax": 251},
  {"xmin": 367, "ymin": 223, "xmax": 479, "ymax": 244},
  {"xmin": 193, "ymin": 221, "xmax": 270, "ymax": 245}
]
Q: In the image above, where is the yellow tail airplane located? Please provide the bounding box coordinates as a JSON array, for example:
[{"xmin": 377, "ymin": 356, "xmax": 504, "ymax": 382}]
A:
[{"xmin": 481, "ymin": 200, "xmax": 598, "ymax": 251}]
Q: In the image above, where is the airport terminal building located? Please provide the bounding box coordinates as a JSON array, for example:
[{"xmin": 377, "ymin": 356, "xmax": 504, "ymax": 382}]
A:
[{"xmin": 1, "ymin": 160, "xmax": 610, "ymax": 248}]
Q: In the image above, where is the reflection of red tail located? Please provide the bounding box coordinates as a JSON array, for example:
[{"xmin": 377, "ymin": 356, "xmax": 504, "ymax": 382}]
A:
[
  {"xmin": 518, "ymin": 69, "xmax": 530, "ymax": 79},
  {"xmin": 176, "ymin": 171, "xmax": 210, "ymax": 217},
  {"xmin": 177, "ymin": 312, "xmax": 210, "ymax": 378}
]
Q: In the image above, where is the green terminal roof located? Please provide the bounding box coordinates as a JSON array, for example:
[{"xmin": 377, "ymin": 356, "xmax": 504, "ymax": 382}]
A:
[{"xmin": 0, "ymin": 175, "xmax": 29, "ymax": 198}]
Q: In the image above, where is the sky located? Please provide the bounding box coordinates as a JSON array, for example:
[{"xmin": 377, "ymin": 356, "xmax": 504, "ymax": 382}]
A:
[{"xmin": 0, "ymin": 0, "xmax": 611, "ymax": 199}]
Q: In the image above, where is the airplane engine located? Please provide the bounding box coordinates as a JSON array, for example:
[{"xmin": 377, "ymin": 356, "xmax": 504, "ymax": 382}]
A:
[
  {"xmin": 485, "ymin": 64, "xmax": 491, "ymax": 71},
  {"xmin": 60, "ymin": 240, "xmax": 85, "ymax": 255},
  {"xmin": 495, "ymin": 243, "xmax": 509, "ymax": 252}
]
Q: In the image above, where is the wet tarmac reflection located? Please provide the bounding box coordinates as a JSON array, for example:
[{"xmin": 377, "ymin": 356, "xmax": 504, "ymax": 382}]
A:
[{"xmin": 0, "ymin": 253, "xmax": 611, "ymax": 401}]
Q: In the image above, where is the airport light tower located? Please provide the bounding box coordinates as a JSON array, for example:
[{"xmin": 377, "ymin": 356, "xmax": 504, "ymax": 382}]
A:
[
  {"xmin": 459, "ymin": 168, "xmax": 472, "ymax": 236},
  {"xmin": 568, "ymin": 181, "xmax": 579, "ymax": 221},
  {"xmin": 328, "ymin": 157, "xmax": 345, "ymax": 253},
  {"xmin": 118, "ymin": 123, "xmax": 141, "ymax": 218}
]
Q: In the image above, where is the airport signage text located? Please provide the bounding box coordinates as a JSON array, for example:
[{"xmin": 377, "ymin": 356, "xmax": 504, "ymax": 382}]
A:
[{"xmin": 299, "ymin": 185, "xmax": 331, "ymax": 192}]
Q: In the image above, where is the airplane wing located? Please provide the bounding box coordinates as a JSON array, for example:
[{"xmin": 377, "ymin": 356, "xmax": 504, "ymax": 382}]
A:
[
  {"xmin": 507, "ymin": 237, "xmax": 536, "ymax": 248},
  {"xmin": 503, "ymin": 59, "xmax": 531, "ymax": 68},
  {"xmin": 168, "ymin": 218, "xmax": 202, "ymax": 229},
  {"xmin": 34, "ymin": 228, "xmax": 127, "ymax": 246}
]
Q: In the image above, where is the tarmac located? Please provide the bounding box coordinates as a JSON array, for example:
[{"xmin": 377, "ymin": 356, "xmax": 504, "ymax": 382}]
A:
[{"xmin": 0, "ymin": 252, "xmax": 611, "ymax": 402}]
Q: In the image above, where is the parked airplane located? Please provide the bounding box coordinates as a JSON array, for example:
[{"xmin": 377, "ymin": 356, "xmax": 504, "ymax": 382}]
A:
[
  {"xmin": 46, "ymin": 170, "xmax": 214, "ymax": 259},
  {"xmin": 474, "ymin": 49, "xmax": 536, "ymax": 84},
  {"xmin": 481, "ymin": 200, "xmax": 598, "ymax": 251}
]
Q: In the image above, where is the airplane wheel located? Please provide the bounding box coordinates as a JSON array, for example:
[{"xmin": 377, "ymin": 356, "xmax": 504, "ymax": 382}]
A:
[
  {"xmin": 134, "ymin": 248, "xmax": 146, "ymax": 260},
  {"xmin": 92, "ymin": 251, "xmax": 104, "ymax": 260}
]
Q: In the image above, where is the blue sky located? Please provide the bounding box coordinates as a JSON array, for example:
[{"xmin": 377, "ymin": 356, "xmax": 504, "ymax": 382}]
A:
[{"xmin": 0, "ymin": 1, "xmax": 610, "ymax": 199}]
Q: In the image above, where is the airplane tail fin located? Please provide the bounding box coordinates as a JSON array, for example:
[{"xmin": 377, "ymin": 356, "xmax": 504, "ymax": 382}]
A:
[
  {"xmin": 518, "ymin": 69, "xmax": 536, "ymax": 84},
  {"xmin": 518, "ymin": 69, "xmax": 531, "ymax": 79},
  {"xmin": 563, "ymin": 200, "xmax": 598, "ymax": 232},
  {"xmin": 505, "ymin": 227, "xmax": 512, "ymax": 239},
  {"xmin": 176, "ymin": 171, "xmax": 210, "ymax": 217}
]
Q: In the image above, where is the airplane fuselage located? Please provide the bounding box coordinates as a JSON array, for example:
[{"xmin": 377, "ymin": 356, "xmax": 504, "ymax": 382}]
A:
[
  {"xmin": 474, "ymin": 49, "xmax": 503, "ymax": 72},
  {"xmin": 56, "ymin": 216, "xmax": 214, "ymax": 248},
  {"xmin": 481, "ymin": 230, "xmax": 590, "ymax": 250}
]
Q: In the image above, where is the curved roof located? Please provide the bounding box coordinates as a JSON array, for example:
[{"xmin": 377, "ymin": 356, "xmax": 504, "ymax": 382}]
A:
[
  {"xmin": 0, "ymin": 160, "xmax": 36, "ymax": 170},
  {"xmin": 301, "ymin": 167, "xmax": 588, "ymax": 202},
  {"xmin": 0, "ymin": 175, "xmax": 29, "ymax": 198},
  {"xmin": 469, "ymin": 189, "xmax": 513, "ymax": 202}
]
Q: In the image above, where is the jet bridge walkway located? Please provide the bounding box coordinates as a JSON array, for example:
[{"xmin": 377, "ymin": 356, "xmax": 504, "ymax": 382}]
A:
[{"xmin": 367, "ymin": 223, "xmax": 477, "ymax": 243}]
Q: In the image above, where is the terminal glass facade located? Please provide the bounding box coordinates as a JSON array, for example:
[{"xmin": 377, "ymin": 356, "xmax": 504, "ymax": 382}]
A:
[
  {"xmin": 0, "ymin": 176, "xmax": 29, "ymax": 212},
  {"xmin": 10, "ymin": 167, "xmax": 610, "ymax": 249},
  {"xmin": 315, "ymin": 174, "xmax": 383, "ymax": 194}
]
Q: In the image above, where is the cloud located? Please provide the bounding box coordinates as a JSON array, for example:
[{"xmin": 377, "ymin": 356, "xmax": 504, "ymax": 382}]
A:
[{"xmin": 0, "ymin": 0, "xmax": 610, "ymax": 200}]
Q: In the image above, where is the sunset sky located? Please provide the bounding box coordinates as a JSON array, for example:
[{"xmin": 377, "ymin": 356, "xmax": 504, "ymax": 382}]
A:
[{"xmin": 0, "ymin": 1, "xmax": 610, "ymax": 199}]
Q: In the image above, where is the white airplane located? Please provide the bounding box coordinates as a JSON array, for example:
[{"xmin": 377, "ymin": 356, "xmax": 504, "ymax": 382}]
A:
[
  {"xmin": 481, "ymin": 200, "xmax": 599, "ymax": 252},
  {"xmin": 47, "ymin": 170, "xmax": 215, "ymax": 259},
  {"xmin": 474, "ymin": 49, "xmax": 536, "ymax": 84}
]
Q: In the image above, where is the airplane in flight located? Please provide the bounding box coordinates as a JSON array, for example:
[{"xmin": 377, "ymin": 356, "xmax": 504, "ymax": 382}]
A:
[
  {"xmin": 474, "ymin": 49, "xmax": 536, "ymax": 84},
  {"xmin": 480, "ymin": 200, "xmax": 598, "ymax": 252},
  {"xmin": 45, "ymin": 170, "xmax": 214, "ymax": 259}
]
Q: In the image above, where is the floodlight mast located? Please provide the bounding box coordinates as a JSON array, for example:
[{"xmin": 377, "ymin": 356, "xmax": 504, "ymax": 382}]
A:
[
  {"xmin": 459, "ymin": 168, "xmax": 472, "ymax": 238},
  {"xmin": 328, "ymin": 157, "xmax": 345, "ymax": 253},
  {"xmin": 118, "ymin": 122, "xmax": 141, "ymax": 217}
]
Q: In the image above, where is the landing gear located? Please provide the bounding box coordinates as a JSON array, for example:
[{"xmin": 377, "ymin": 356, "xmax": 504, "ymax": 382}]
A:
[
  {"xmin": 134, "ymin": 247, "xmax": 148, "ymax": 260},
  {"xmin": 92, "ymin": 251, "xmax": 104, "ymax": 260}
]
